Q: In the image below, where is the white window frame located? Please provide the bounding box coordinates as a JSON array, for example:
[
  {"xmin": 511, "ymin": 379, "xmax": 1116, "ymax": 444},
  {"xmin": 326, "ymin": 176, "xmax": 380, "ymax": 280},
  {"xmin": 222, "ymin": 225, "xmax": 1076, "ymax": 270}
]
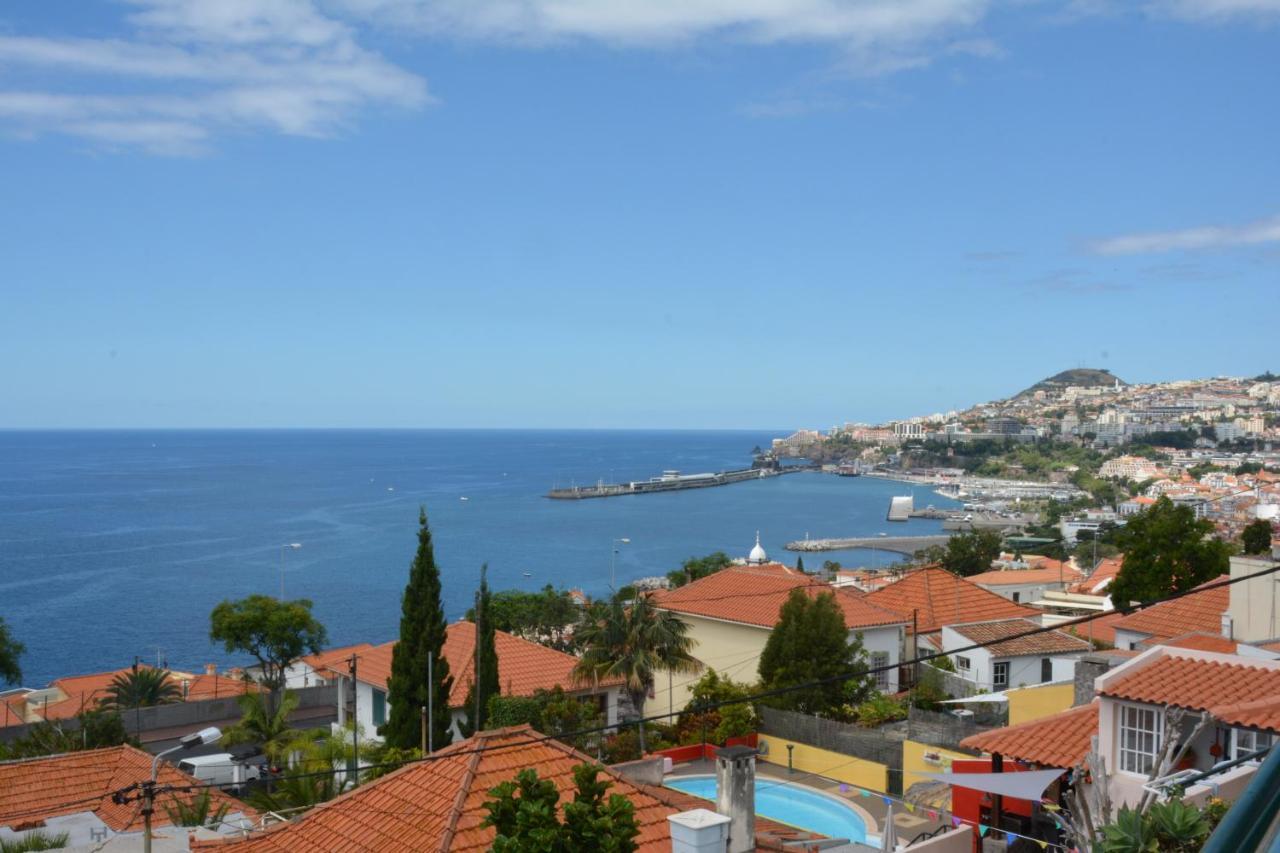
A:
[
  {"xmin": 955, "ymin": 655, "xmax": 971, "ymax": 671},
  {"xmin": 1232, "ymin": 728, "xmax": 1274, "ymax": 762},
  {"xmin": 870, "ymin": 651, "xmax": 891, "ymax": 691},
  {"xmin": 992, "ymin": 661, "xmax": 1009, "ymax": 688},
  {"xmin": 1118, "ymin": 703, "xmax": 1163, "ymax": 775}
]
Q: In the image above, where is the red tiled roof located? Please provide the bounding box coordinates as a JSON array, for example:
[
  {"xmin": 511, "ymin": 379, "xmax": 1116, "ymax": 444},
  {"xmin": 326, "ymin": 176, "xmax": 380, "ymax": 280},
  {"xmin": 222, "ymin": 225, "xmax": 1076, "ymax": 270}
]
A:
[
  {"xmin": 8, "ymin": 667, "xmax": 257, "ymax": 724},
  {"xmin": 1109, "ymin": 578, "xmax": 1229, "ymax": 643},
  {"xmin": 1208, "ymin": 696, "xmax": 1280, "ymax": 734},
  {"xmin": 190, "ymin": 726, "xmax": 813, "ymax": 852},
  {"xmin": 1143, "ymin": 632, "xmax": 1238, "ymax": 654},
  {"xmin": 864, "ymin": 568, "xmax": 1039, "ymax": 635},
  {"xmin": 1071, "ymin": 557, "xmax": 1123, "ymax": 595},
  {"xmin": 960, "ymin": 703, "xmax": 1099, "ymax": 769},
  {"xmin": 947, "ymin": 619, "xmax": 1092, "ymax": 657},
  {"xmin": 1064, "ymin": 611, "xmax": 1126, "ymax": 647},
  {"xmin": 1099, "ymin": 652, "xmax": 1280, "ymax": 714},
  {"xmin": 967, "ymin": 566, "xmax": 1083, "ymax": 587},
  {"xmin": 651, "ymin": 565, "xmax": 906, "ymax": 630},
  {"xmin": 0, "ymin": 745, "xmax": 253, "ymax": 832}
]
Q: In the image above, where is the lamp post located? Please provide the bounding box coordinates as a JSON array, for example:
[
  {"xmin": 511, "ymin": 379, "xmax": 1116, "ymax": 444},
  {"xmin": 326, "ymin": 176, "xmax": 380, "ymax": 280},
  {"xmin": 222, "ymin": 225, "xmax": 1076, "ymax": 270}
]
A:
[
  {"xmin": 279, "ymin": 542, "xmax": 302, "ymax": 598},
  {"xmin": 143, "ymin": 726, "xmax": 222, "ymax": 853},
  {"xmin": 611, "ymin": 538, "xmax": 631, "ymax": 591}
]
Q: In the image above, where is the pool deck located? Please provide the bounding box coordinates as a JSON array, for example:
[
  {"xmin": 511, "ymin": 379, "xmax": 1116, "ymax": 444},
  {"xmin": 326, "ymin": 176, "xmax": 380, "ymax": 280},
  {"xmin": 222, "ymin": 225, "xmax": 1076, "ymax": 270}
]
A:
[{"xmin": 665, "ymin": 759, "xmax": 951, "ymax": 850}]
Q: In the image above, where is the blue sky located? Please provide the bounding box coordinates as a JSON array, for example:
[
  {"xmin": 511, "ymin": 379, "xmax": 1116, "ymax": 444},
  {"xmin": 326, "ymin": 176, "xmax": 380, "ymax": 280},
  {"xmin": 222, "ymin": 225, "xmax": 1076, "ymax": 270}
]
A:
[{"xmin": 1, "ymin": 1, "xmax": 1277, "ymax": 430}]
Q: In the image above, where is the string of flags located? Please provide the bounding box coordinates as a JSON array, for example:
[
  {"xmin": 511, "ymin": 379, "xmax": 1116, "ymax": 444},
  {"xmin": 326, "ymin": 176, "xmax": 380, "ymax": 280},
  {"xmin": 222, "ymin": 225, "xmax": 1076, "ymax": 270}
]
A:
[{"xmin": 831, "ymin": 781, "xmax": 1078, "ymax": 852}]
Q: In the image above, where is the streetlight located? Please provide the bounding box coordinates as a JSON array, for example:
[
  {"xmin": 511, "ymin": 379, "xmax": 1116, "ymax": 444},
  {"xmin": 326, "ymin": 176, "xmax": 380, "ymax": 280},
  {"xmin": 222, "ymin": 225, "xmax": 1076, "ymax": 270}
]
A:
[
  {"xmin": 279, "ymin": 543, "xmax": 302, "ymax": 598},
  {"xmin": 611, "ymin": 538, "xmax": 631, "ymax": 591},
  {"xmin": 142, "ymin": 726, "xmax": 222, "ymax": 853}
]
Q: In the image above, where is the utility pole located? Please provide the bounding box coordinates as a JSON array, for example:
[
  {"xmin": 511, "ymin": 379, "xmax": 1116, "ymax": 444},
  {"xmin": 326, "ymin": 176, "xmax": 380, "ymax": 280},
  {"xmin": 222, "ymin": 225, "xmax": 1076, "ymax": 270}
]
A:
[
  {"xmin": 474, "ymin": 564, "xmax": 485, "ymax": 732},
  {"xmin": 427, "ymin": 655, "xmax": 434, "ymax": 754},
  {"xmin": 347, "ymin": 653, "xmax": 359, "ymax": 784},
  {"xmin": 141, "ymin": 780, "xmax": 156, "ymax": 853},
  {"xmin": 420, "ymin": 705, "xmax": 427, "ymax": 754}
]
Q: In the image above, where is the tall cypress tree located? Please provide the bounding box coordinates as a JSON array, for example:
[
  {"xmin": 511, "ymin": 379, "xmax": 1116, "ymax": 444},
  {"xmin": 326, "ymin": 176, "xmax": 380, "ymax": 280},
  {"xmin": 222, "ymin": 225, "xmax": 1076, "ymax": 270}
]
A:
[
  {"xmin": 385, "ymin": 507, "xmax": 453, "ymax": 750},
  {"xmin": 461, "ymin": 564, "xmax": 501, "ymax": 737}
]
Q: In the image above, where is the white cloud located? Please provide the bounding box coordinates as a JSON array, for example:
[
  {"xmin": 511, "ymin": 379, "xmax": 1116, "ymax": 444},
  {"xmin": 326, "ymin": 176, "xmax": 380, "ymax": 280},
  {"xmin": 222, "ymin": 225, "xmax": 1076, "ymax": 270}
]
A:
[
  {"xmin": 1146, "ymin": 0, "xmax": 1280, "ymax": 23},
  {"xmin": 1090, "ymin": 214, "xmax": 1280, "ymax": 255},
  {"xmin": 0, "ymin": 0, "xmax": 429, "ymax": 154}
]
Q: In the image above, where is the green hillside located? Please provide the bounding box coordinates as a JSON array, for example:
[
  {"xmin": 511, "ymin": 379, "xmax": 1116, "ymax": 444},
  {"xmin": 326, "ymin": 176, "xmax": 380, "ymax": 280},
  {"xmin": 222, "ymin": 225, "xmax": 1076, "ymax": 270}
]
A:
[{"xmin": 1015, "ymin": 368, "xmax": 1123, "ymax": 398}]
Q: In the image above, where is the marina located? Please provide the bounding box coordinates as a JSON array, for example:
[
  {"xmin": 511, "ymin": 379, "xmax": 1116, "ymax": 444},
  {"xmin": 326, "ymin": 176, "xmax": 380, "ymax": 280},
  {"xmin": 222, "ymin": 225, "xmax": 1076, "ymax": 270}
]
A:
[{"xmin": 545, "ymin": 463, "xmax": 815, "ymax": 499}]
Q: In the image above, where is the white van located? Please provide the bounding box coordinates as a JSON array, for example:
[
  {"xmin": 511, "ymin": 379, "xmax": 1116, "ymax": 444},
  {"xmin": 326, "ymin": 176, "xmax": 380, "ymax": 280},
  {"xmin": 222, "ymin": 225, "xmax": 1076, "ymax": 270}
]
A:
[{"xmin": 177, "ymin": 753, "xmax": 260, "ymax": 789}]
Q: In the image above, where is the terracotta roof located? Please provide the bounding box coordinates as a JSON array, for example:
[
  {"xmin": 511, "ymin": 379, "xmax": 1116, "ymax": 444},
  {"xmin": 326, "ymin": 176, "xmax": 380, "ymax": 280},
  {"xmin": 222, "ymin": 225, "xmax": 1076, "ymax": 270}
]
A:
[
  {"xmin": 0, "ymin": 745, "xmax": 253, "ymax": 832},
  {"xmin": 947, "ymin": 619, "xmax": 1092, "ymax": 657},
  {"xmin": 1109, "ymin": 578, "xmax": 1229, "ymax": 643},
  {"xmin": 1071, "ymin": 557, "xmax": 1123, "ymax": 595},
  {"xmin": 960, "ymin": 703, "xmax": 1099, "ymax": 769},
  {"xmin": 967, "ymin": 566, "xmax": 1083, "ymax": 587},
  {"xmin": 7, "ymin": 667, "xmax": 257, "ymax": 724},
  {"xmin": 1064, "ymin": 611, "xmax": 1126, "ymax": 647},
  {"xmin": 1099, "ymin": 651, "xmax": 1280, "ymax": 714},
  {"xmin": 1208, "ymin": 696, "xmax": 1280, "ymax": 734},
  {"xmin": 1143, "ymin": 632, "xmax": 1238, "ymax": 654},
  {"xmin": 651, "ymin": 565, "xmax": 907, "ymax": 630},
  {"xmin": 190, "ymin": 726, "xmax": 813, "ymax": 852},
  {"xmin": 304, "ymin": 643, "xmax": 394, "ymax": 693},
  {"xmin": 864, "ymin": 568, "xmax": 1039, "ymax": 635}
]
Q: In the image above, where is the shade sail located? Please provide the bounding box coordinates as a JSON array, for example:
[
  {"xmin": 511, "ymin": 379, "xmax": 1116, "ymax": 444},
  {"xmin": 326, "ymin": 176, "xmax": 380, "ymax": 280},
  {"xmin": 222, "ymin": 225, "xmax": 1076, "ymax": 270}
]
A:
[
  {"xmin": 921, "ymin": 769, "xmax": 1066, "ymax": 800},
  {"xmin": 940, "ymin": 692, "xmax": 1008, "ymax": 704}
]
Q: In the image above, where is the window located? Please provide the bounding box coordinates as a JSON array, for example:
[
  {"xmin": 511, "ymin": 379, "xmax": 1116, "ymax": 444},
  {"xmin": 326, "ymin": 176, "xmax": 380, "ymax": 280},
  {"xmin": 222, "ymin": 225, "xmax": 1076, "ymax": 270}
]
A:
[
  {"xmin": 1233, "ymin": 728, "xmax": 1274, "ymax": 761},
  {"xmin": 372, "ymin": 689, "xmax": 387, "ymax": 726},
  {"xmin": 870, "ymin": 651, "xmax": 891, "ymax": 691},
  {"xmin": 1012, "ymin": 592, "xmax": 1021, "ymax": 603},
  {"xmin": 1119, "ymin": 704, "xmax": 1163, "ymax": 774},
  {"xmin": 1041, "ymin": 658, "xmax": 1053, "ymax": 683},
  {"xmin": 993, "ymin": 661, "xmax": 1009, "ymax": 688},
  {"xmin": 955, "ymin": 655, "xmax": 971, "ymax": 671}
]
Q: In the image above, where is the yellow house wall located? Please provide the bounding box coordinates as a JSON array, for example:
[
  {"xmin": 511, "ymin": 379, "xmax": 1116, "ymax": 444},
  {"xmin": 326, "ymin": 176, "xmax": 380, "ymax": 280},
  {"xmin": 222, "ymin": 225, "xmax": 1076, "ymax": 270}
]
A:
[
  {"xmin": 1007, "ymin": 683, "xmax": 1075, "ymax": 726},
  {"xmin": 651, "ymin": 613, "xmax": 772, "ymax": 719},
  {"xmin": 902, "ymin": 739, "xmax": 974, "ymax": 791},
  {"xmin": 757, "ymin": 734, "xmax": 889, "ymax": 792}
]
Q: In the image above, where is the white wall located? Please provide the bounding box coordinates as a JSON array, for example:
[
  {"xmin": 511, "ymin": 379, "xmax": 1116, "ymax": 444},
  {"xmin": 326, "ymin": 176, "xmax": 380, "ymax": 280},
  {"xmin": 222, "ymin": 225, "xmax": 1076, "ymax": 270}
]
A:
[
  {"xmin": 975, "ymin": 582, "xmax": 1052, "ymax": 604},
  {"xmin": 1228, "ymin": 555, "xmax": 1280, "ymax": 643},
  {"xmin": 940, "ymin": 627, "xmax": 1080, "ymax": 689},
  {"xmin": 857, "ymin": 626, "xmax": 905, "ymax": 694}
]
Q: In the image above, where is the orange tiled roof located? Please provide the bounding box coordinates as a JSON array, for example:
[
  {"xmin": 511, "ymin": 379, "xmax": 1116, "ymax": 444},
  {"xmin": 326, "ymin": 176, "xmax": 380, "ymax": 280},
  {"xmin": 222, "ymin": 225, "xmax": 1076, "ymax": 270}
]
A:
[
  {"xmin": 1143, "ymin": 632, "xmax": 1238, "ymax": 654},
  {"xmin": 651, "ymin": 564, "xmax": 907, "ymax": 630},
  {"xmin": 0, "ymin": 745, "xmax": 253, "ymax": 832},
  {"xmin": 8, "ymin": 667, "xmax": 257, "ymax": 724},
  {"xmin": 190, "ymin": 726, "xmax": 813, "ymax": 852},
  {"xmin": 1099, "ymin": 651, "xmax": 1280, "ymax": 713},
  {"xmin": 1064, "ymin": 611, "xmax": 1126, "ymax": 646},
  {"xmin": 1109, "ymin": 578, "xmax": 1229, "ymax": 642},
  {"xmin": 304, "ymin": 643, "xmax": 394, "ymax": 693},
  {"xmin": 966, "ymin": 566, "xmax": 1083, "ymax": 587},
  {"xmin": 864, "ymin": 568, "xmax": 1039, "ymax": 635},
  {"xmin": 947, "ymin": 619, "xmax": 1092, "ymax": 657},
  {"xmin": 1208, "ymin": 696, "xmax": 1280, "ymax": 734},
  {"xmin": 960, "ymin": 703, "xmax": 1099, "ymax": 769}
]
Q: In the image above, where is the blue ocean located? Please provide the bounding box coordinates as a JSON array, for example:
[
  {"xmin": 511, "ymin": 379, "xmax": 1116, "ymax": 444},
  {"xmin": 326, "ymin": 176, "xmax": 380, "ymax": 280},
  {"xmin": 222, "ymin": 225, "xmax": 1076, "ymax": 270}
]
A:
[{"xmin": 0, "ymin": 430, "xmax": 956, "ymax": 686}]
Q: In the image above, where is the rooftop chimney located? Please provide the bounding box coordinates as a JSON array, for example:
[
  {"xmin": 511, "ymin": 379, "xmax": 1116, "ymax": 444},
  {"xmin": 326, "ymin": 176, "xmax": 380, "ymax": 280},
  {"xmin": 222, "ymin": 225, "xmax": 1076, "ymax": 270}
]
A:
[
  {"xmin": 668, "ymin": 808, "xmax": 731, "ymax": 853},
  {"xmin": 715, "ymin": 745, "xmax": 757, "ymax": 853},
  {"xmin": 205, "ymin": 663, "xmax": 217, "ymax": 676}
]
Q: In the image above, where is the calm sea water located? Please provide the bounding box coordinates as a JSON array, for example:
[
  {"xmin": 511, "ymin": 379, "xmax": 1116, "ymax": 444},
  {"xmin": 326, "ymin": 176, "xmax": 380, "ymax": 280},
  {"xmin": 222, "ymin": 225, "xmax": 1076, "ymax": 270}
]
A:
[{"xmin": 0, "ymin": 430, "xmax": 957, "ymax": 685}]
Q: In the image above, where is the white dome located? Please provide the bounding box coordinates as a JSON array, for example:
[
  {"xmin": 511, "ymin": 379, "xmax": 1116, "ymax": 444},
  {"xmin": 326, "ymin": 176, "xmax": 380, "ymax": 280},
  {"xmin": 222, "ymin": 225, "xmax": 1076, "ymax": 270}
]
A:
[{"xmin": 748, "ymin": 531, "xmax": 767, "ymax": 564}]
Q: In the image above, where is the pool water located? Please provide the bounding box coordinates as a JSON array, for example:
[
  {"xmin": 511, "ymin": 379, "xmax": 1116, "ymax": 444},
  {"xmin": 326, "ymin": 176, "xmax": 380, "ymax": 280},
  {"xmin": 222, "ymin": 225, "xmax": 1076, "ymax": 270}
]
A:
[{"xmin": 664, "ymin": 775, "xmax": 869, "ymax": 844}]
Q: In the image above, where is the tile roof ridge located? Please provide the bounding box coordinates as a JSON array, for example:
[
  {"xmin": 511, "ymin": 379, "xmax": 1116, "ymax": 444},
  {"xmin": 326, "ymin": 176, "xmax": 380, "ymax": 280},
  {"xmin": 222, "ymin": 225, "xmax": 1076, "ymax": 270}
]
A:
[
  {"xmin": 437, "ymin": 731, "xmax": 488, "ymax": 853},
  {"xmin": 0, "ymin": 743, "xmax": 129, "ymax": 767}
]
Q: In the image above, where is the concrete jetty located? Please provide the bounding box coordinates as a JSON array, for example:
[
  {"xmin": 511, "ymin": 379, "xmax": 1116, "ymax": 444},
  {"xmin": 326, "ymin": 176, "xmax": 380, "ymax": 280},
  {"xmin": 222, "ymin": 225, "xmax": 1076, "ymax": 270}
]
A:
[{"xmin": 785, "ymin": 534, "xmax": 951, "ymax": 554}]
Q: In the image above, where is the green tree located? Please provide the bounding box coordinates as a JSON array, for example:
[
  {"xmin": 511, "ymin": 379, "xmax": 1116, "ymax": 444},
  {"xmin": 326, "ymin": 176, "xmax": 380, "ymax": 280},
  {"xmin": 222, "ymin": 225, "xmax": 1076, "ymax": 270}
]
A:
[
  {"xmin": 469, "ymin": 585, "xmax": 581, "ymax": 653},
  {"xmin": 1242, "ymin": 519, "xmax": 1274, "ymax": 555},
  {"xmin": 573, "ymin": 594, "xmax": 698, "ymax": 753},
  {"xmin": 1109, "ymin": 497, "xmax": 1230, "ymax": 606},
  {"xmin": 99, "ymin": 666, "xmax": 182, "ymax": 711},
  {"xmin": 757, "ymin": 589, "xmax": 872, "ymax": 718},
  {"xmin": 248, "ymin": 725, "xmax": 357, "ymax": 813},
  {"xmin": 163, "ymin": 789, "xmax": 232, "ymax": 829},
  {"xmin": 221, "ymin": 690, "xmax": 311, "ymax": 764},
  {"xmin": 209, "ymin": 595, "xmax": 327, "ymax": 706},
  {"xmin": 461, "ymin": 565, "xmax": 501, "ymax": 737},
  {"xmin": 0, "ymin": 617, "xmax": 23, "ymax": 686},
  {"xmin": 940, "ymin": 529, "xmax": 1003, "ymax": 577},
  {"xmin": 665, "ymin": 551, "xmax": 733, "ymax": 588},
  {"xmin": 676, "ymin": 669, "xmax": 758, "ymax": 745},
  {"xmin": 0, "ymin": 707, "xmax": 133, "ymax": 760},
  {"xmin": 482, "ymin": 764, "xmax": 640, "ymax": 853},
  {"xmin": 385, "ymin": 507, "xmax": 453, "ymax": 750},
  {"xmin": 795, "ymin": 556, "xmax": 805, "ymax": 573}
]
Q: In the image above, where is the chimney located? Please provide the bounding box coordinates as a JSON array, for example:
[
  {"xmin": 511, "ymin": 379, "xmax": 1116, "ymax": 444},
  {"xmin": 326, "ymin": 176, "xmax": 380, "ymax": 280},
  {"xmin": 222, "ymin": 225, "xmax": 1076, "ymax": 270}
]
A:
[
  {"xmin": 715, "ymin": 745, "xmax": 757, "ymax": 853},
  {"xmin": 205, "ymin": 663, "xmax": 217, "ymax": 676},
  {"xmin": 668, "ymin": 808, "xmax": 731, "ymax": 853}
]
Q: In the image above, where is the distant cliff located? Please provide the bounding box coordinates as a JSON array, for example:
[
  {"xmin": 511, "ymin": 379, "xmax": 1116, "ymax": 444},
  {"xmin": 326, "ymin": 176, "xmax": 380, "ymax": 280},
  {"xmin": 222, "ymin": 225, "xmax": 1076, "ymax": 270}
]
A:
[{"xmin": 1015, "ymin": 368, "xmax": 1123, "ymax": 398}]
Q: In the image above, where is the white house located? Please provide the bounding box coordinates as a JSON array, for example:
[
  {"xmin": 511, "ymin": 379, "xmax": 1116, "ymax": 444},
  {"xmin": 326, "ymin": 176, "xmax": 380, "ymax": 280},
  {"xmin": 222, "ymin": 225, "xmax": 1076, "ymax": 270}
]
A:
[{"xmin": 941, "ymin": 619, "xmax": 1092, "ymax": 691}]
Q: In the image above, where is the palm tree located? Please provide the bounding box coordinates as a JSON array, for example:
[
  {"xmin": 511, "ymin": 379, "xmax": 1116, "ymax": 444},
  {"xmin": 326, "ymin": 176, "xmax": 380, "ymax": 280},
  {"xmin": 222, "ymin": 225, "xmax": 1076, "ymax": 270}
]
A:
[
  {"xmin": 247, "ymin": 725, "xmax": 358, "ymax": 813},
  {"xmin": 163, "ymin": 789, "xmax": 232, "ymax": 829},
  {"xmin": 99, "ymin": 667, "xmax": 182, "ymax": 711},
  {"xmin": 222, "ymin": 690, "xmax": 313, "ymax": 764},
  {"xmin": 572, "ymin": 594, "xmax": 699, "ymax": 753}
]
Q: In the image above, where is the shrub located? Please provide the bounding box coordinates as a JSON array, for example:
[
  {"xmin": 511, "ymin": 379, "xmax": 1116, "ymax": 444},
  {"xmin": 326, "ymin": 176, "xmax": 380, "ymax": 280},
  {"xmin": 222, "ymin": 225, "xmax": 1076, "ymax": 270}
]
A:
[
  {"xmin": 853, "ymin": 694, "xmax": 907, "ymax": 728},
  {"xmin": 0, "ymin": 832, "xmax": 71, "ymax": 853}
]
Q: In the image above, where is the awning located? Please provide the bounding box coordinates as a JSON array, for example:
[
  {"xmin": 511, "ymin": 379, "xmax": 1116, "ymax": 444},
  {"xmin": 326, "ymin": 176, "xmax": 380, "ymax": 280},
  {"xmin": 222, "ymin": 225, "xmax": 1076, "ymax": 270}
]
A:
[
  {"xmin": 940, "ymin": 692, "xmax": 1008, "ymax": 704},
  {"xmin": 920, "ymin": 769, "xmax": 1067, "ymax": 801}
]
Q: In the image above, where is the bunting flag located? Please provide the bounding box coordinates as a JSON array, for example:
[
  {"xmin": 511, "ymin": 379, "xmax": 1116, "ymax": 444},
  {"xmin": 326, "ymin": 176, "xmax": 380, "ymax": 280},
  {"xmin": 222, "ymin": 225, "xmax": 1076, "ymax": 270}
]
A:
[
  {"xmin": 1038, "ymin": 842, "xmax": 1049, "ymax": 850},
  {"xmin": 860, "ymin": 789, "xmax": 871, "ymax": 798},
  {"xmin": 838, "ymin": 783, "xmax": 849, "ymax": 793},
  {"xmin": 905, "ymin": 803, "xmax": 915, "ymax": 814},
  {"xmin": 928, "ymin": 810, "xmax": 938, "ymax": 820},
  {"xmin": 978, "ymin": 825, "xmax": 989, "ymax": 837},
  {"xmin": 952, "ymin": 817, "xmax": 962, "ymax": 828},
  {"xmin": 882, "ymin": 796, "xmax": 892, "ymax": 806}
]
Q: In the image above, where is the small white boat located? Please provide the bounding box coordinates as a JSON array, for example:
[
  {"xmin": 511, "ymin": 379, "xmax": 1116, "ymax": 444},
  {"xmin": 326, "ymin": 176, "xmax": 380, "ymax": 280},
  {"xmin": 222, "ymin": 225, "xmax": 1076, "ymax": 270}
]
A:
[
  {"xmin": 460, "ymin": 496, "xmax": 469, "ymax": 501},
  {"xmin": 522, "ymin": 571, "xmax": 532, "ymax": 577}
]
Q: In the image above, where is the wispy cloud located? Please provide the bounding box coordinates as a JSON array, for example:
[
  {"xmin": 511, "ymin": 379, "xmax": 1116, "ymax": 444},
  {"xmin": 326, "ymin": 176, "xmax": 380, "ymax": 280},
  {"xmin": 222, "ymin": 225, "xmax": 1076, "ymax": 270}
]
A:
[
  {"xmin": 1090, "ymin": 214, "xmax": 1280, "ymax": 255},
  {"xmin": 1020, "ymin": 268, "xmax": 1131, "ymax": 293},
  {"xmin": 1146, "ymin": 0, "xmax": 1280, "ymax": 23},
  {"xmin": 0, "ymin": 0, "xmax": 429, "ymax": 154}
]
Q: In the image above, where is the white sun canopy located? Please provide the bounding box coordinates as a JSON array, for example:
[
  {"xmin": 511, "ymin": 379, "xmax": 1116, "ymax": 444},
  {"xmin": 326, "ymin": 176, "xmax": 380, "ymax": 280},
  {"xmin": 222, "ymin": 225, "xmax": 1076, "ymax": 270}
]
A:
[{"xmin": 921, "ymin": 769, "xmax": 1067, "ymax": 801}]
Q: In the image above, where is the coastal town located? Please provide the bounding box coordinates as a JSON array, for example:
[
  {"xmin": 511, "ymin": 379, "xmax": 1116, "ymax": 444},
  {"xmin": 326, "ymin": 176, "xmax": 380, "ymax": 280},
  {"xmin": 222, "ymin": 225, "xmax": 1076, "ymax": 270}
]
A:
[{"xmin": 3, "ymin": 369, "xmax": 1279, "ymax": 852}]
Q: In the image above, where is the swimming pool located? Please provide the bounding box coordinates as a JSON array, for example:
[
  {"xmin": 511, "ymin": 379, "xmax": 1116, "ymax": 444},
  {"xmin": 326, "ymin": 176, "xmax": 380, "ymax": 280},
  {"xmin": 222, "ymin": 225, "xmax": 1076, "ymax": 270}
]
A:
[{"xmin": 664, "ymin": 775, "xmax": 869, "ymax": 844}]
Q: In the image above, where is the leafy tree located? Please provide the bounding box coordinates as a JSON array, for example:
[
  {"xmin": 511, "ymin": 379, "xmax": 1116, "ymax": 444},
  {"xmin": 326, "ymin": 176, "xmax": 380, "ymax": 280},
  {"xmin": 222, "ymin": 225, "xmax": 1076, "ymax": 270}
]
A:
[
  {"xmin": 487, "ymin": 694, "xmax": 546, "ymax": 729},
  {"xmin": 361, "ymin": 743, "xmax": 422, "ymax": 782},
  {"xmin": 209, "ymin": 594, "xmax": 327, "ymax": 706},
  {"xmin": 482, "ymin": 763, "xmax": 640, "ymax": 853},
  {"xmin": 461, "ymin": 565, "xmax": 501, "ymax": 737},
  {"xmin": 0, "ymin": 708, "xmax": 133, "ymax": 760},
  {"xmin": 795, "ymin": 556, "xmax": 805, "ymax": 573},
  {"xmin": 757, "ymin": 589, "xmax": 872, "ymax": 718},
  {"xmin": 0, "ymin": 617, "xmax": 23, "ymax": 685},
  {"xmin": 468, "ymin": 585, "xmax": 582, "ymax": 653},
  {"xmin": 676, "ymin": 669, "xmax": 758, "ymax": 745},
  {"xmin": 249, "ymin": 724, "xmax": 358, "ymax": 813},
  {"xmin": 665, "ymin": 551, "xmax": 733, "ymax": 588},
  {"xmin": 385, "ymin": 507, "xmax": 453, "ymax": 750},
  {"xmin": 573, "ymin": 594, "xmax": 698, "ymax": 753},
  {"xmin": 1109, "ymin": 497, "xmax": 1230, "ymax": 606},
  {"xmin": 99, "ymin": 666, "xmax": 182, "ymax": 711},
  {"xmin": 221, "ymin": 689, "xmax": 311, "ymax": 764},
  {"xmin": 163, "ymin": 789, "xmax": 232, "ymax": 829},
  {"xmin": 939, "ymin": 529, "xmax": 1003, "ymax": 577},
  {"xmin": 1242, "ymin": 519, "xmax": 1274, "ymax": 555}
]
